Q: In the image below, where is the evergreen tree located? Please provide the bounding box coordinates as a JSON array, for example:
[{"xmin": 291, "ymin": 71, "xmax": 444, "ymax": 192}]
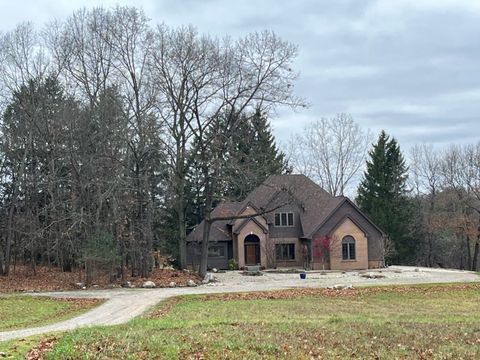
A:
[
  {"xmin": 356, "ymin": 131, "xmax": 415, "ymax": 264},
  {"xmin": 176, "ymin": 109, "xmax": 285, "ymax": 250},
  {"xmin": 222, "ymin": 109, "xmax": 286, "ymax": 201}
]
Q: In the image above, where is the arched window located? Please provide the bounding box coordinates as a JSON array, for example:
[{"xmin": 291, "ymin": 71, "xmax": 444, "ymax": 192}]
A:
[{"xmin": 342, "ymin": 236, "xmax": 356, "ymax": 260}]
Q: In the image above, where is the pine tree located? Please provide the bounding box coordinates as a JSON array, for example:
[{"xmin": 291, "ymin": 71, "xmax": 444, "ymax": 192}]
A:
[
  {"xmin": 176, "ymin": 109, "xmax": 285, "ymax": 254},
  {"xmin": 222, "ymin": 109, "xmax": 286, "ymax": 201},
  {"xmin": 356, "ymin": 131, "xmax": 415, "ymax": 264}
]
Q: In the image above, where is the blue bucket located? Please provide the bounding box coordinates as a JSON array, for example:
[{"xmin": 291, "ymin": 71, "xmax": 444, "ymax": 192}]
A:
[{"xmin": 300, "ymin": 272, "xmax": 306, "ymax": 279}]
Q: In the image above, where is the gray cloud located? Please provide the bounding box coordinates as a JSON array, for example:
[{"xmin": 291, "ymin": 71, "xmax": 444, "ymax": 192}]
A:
[{"xmin": 1, "ymin": 0, "xmax": 478, "ymax": 150}]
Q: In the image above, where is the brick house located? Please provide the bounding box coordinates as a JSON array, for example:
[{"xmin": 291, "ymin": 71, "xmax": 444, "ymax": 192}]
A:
[{"xmin": 187, "ymin": 174, "xmax": 385, "ymax": 270}]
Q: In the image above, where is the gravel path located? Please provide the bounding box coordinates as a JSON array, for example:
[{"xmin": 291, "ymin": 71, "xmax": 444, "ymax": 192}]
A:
[{"xmin": 1, "ymin": 266, "xmax": 478, "ymax": 342}]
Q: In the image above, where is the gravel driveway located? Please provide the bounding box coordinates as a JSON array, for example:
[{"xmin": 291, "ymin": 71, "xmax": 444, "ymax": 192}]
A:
[{"xmin": 1, "ymin": 266, "xmax": 478, "ymax": 342}]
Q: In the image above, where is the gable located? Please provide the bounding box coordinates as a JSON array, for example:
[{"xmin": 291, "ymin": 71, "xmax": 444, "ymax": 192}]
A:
[
  {"xmin": 328, "ymin": 216, "xmax": 367, "ymax": 238},
  {"xmin": 232, "ymin": 204, "xmax": 268, "ymax": 234},
  {"xmin": 233, "ymin": 217, "xmax": 268, "ymax": 234},
  {"xmin": 186, "ymin": 201, "xmax": 242, "ymax": 242},
  {"xmin": 314, "ymin": 199, "xmax": 384, "ymax": 238},
  {"xmin": 312, "ymin": 199, "xmax": 385, "ymax": 261},
  {"xmin": 243, "ymin": 174, "xmax": 342, "ymax": 238},
  {"xmin": 186, "ymin": 175, "xmax": 384, "ymax": 256}
]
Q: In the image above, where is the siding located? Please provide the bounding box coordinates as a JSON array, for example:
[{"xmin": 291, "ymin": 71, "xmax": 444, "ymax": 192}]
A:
[
  {"xmin": 186, "ymin": 241, "xmax": 232, "ymax": 270},
  {"xmin": 265, "ymin": 192, "xmax": 304, "ymax": 238}
]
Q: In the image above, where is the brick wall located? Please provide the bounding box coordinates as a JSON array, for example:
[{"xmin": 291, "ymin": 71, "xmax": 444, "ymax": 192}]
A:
[{"xmin": 329, "ymin": 218, "xmax": 368, "ymax": 270}]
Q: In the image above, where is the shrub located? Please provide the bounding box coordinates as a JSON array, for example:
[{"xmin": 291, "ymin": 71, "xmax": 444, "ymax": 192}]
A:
[{"xmin": 228, "ymin": 258, "xmax": 238, "ymax": 270}]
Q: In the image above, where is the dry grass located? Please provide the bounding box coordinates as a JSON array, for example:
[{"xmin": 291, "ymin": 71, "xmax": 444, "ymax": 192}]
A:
[{"xmin": 47, "ymin": 283, "xmax": 480, "ymax": 359}]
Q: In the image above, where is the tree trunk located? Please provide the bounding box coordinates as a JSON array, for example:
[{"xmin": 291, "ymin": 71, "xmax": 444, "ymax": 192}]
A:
[
  {"xmin": 427, "ymin": 234, "xmax": 434, "ymax": 268},
  {"xmin": 466, "ymin": 235, "xmax": 472, "ymax": 270},
  {"xmin": 472, "ymin": 238, "xmax": 479, "ymax": 272},
  {"xmin": 4, "ymin": 195, "xmax": 16, "ymax": 276},
  {"xmin": 199, "ymin": 217, "xmax": 212, "ymax": 278},
  {"xmin": 176, "ymin": 179, "xmax": 187, "ymax": 269},
  {"xmin": 0, "ymin": 249, "xmax": 4, "ymax": 276},
  {"xmin": 175, "ymin": 127, "xmax": 188, "ymax": 270}
]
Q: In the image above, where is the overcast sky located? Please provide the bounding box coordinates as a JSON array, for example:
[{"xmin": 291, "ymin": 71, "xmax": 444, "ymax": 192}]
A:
[{"xmin": 1, "ymin": 0, "xmax": 479, "ymax": 151}]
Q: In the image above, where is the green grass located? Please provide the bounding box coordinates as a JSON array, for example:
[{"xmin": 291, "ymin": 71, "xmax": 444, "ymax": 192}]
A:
[
  {"xmin": 0, "ymin": 335, "xmax": 46, "ymax": 359},
  {"xmin": 0, "ymin": 295, "xmax": 101, "ymax": 331},
  {"xmin": 45, "ymin": 283, "xmax": 480, "ymax": 359}
]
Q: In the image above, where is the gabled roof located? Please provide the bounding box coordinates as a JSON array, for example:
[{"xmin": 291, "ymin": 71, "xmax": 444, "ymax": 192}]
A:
[
  {"xmin": 186, "ymin": 174, "xmax": 381, "ymax": 242},
  {"xmin": 228, "ymin": 201, "xmax": 267, "ymax": 226},
  {"xmin": 233, "ymin": 216, "xmax": 268, "ymax": 235},
  {"xmin": 186, "ymin": 201, "xmax": 242, "ymax": 242},
  {"xmin": 310, "ymin": 197, "xmax": 386, "ymax": 238},
  {"xmin": 244, "ymin": 174, "xmax": 343, "ymax": 238}
]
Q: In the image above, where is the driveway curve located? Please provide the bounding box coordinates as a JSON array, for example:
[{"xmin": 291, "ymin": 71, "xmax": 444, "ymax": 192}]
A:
[{"xmin": 1, "ymin": 266, "xmax": 478, "ymax": 342}]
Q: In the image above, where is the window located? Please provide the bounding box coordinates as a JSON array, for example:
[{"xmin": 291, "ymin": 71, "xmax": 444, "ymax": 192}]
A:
[
  {"xmin": 208, "ymin": 244, "xmax": 226, "ymax": 258},
  {"xmin": 274, "ymin": 212, "xmax": 294, "ymax": 227},
  {"xmin": 276, "ymin": 243, "xmax": 295, "ymax": 261},
  {"xmin": 342, "ymin": 236, "xmax": 356, "ymax": 260}
]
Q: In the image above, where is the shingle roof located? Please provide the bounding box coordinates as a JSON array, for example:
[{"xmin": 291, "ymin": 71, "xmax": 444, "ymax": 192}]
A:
[
  {"xmin": 187, "ymin": 201, "xmax": 242, "ymax": 242},
  {"xmin": 186, "ymin": 174, "xmax": 347, "ymax": 242},
  {"xmin": 244, "ymin": 174, "xmax": 344, "ymax": 238}
]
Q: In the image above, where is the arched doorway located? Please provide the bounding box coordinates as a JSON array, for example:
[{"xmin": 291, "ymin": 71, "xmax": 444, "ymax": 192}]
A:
[{"xmin": 244, "ymin": 234, "xmax": 260, "ymax": 265}]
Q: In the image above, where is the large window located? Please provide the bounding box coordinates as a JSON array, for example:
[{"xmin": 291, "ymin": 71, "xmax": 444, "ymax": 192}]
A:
[
  {"xmin": 274, "ymin": 212, "xmax": 294, "ymax": 227},
  {"xmin": 342, "ymin": 236, "xmax": 356, "ymax": 260},
  {"xmin": 276, "ymin": 243, "xmax": 295, "ymax": 261},
  {"xmin": 208, "ymin": 244, "xmax": 226, "ymax": 258},
  {"xmin": 193, "ymin": 244, "xmax": 226, "ymax": 257}
]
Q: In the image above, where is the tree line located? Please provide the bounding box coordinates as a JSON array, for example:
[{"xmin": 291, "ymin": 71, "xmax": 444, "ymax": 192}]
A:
[
  {"xmin": 1, "ymin": 6, "xmax": 477, "ymax": 278},
  {"xmin": 289, "ymin": 119, "xmax": 480, "ymax": 271},
  {"xmin": 0, "ymin": 6, "xmax": 298, "ymax": 279}
]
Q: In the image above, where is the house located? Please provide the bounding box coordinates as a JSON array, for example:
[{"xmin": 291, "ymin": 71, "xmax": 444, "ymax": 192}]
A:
[{"xmin": 186, "ymin": 174, "xmax": 385, "ymax": 271}]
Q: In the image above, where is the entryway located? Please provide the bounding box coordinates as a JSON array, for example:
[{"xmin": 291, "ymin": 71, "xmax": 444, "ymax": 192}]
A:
[{"xmin": 244, "ymin": 234, "xmax": 260, "ymax": 265}]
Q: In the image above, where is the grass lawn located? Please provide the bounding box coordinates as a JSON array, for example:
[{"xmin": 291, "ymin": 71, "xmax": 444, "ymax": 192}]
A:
[
  {"xmin": 0, "ymin": 295, "xmax": 101, "ymax": 331},
  {"xmin": 1, "ymin": 335, "xmax": 47, "ymax": 359},
  {"xmin": 45, "ymin": 283, "xmax": 480, "ymax": 359}
]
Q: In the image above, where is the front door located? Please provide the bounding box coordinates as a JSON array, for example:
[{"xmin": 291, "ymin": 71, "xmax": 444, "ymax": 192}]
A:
[{"xmin": 245, "ymin": 244, "xmax": 260, "ymax": 265}]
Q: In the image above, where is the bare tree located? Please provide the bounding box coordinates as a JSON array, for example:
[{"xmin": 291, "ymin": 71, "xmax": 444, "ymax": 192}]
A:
[
  {"xmin": 410, "ymin": 144, "xmax": 442, "ymax": 267},
  {"xmin": 0, "ymin": 22, "xmax": 50, "ymax": 95},
  {"xmin": 45, "ymin": 7, "xmax": 114, "ymax": 107},
  {"xmin": 0, "ymin": 7, "xmax": 304, "ymax": 280},
  {"xmin": 409, "ymin": 143, "xmax": 480, "ymax": 271},
  {"xmin": 442, "ymin": 144, "xmax": 480, "ymax": 270},
  {"xmin": 151, "ymin": 27, "xmax": 303, "ymax": 272},
  {"xmin": 288, "ymin": 114, "xmax": 371, "ymax": 196},
  {"xmin": 261, "ymin": 238, "xmax": 277, "ymax": 269},
  {"xmin": 108, "ymin": 6, "xmax": 160, "ymax": 278}
]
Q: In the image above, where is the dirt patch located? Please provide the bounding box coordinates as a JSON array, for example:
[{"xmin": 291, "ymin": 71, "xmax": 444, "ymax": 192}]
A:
[{"xmin": 0, "ymin": 266, "xmax": 200, "ymax": 293}]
